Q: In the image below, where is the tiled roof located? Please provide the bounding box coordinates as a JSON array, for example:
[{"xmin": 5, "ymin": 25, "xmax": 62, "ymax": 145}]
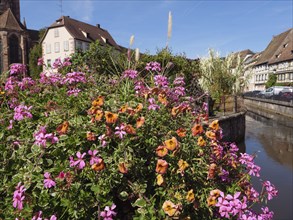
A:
[
  {"xmin": 45, "ymin": 16, "xmax": 120, "ymax": 50},
  {"xmin": 255, "ymin": 28, "xmax": 293, "ymax": 65},
  {"xmin": 0, "ymin": 8, "xmax": 24, "ymax": 31}
]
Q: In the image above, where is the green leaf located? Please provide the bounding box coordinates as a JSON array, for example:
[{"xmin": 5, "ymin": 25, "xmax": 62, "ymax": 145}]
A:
[
  {"xmin": 133, "ymin": 198, "xmax": 146, "ymax": 208},
  {"xmin": 0, "ymin": 132, "xmax": 4, "ymax": 140},
  {"xmin": 119, "ymin": 191, "xmax": 129, "ymax": 201},
  {"xmin": 91, "ymin": 185, "xmax": 100, "ymax": 194}
]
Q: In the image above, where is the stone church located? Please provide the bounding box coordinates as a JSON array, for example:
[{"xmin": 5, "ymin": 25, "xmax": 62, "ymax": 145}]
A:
[{"xmin": 0, "ymin": 0, "xmax": 39, "ymax": 73}]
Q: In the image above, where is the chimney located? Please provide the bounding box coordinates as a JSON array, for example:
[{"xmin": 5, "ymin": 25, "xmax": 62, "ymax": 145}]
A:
[{"xmin": 96, "ymin": 24, "xmax": 100, "ymax": 28}]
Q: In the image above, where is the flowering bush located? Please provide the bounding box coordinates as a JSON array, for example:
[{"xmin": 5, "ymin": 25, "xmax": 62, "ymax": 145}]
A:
[{"xmin": 0, "ymin": 63, "xmax": 277, "ymax": 219}]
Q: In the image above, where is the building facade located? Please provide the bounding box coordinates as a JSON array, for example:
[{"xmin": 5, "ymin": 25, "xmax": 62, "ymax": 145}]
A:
[
  {"xmin": 251, "ymin": 28, "xmax": 293, "ymax": 90},
  {"xmin": 0, "ymin": 0, "xmax": 39, "ymax": 73},
  {"xmin": 41, "ymin": 16, "xmax": 120, "ymax": 68}
]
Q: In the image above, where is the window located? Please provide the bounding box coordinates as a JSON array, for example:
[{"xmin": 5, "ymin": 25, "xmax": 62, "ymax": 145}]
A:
[
  {"xmin": 54, "ymin": 29, "xmax": 59, "ymax": 37},
  {"xmin": 46, "ymin": 44, "xmax": 51, "ymax": 53},
  {"xmin": 76, "ymin": 41, "xmax": 82, "ymax": 51},
  {"xmin": 47, "ymin": 59, "xmax": 51, "ymax": 67},
  {"xmin": 63, "ymin": 41, "xmax": 69, "ymax": 51},
  {"xmin": 55, "ymin": 42, "xmax": 60, "ymax": 53}
]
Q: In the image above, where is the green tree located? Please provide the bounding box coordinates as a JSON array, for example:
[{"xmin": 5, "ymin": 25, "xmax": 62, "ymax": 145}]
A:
[
  {"xmin": 199, "ymin": 49, "xmax": 247, "ymax": 102},
  {"xmin": 28, "ymin": 44, "xmax": 42, "ymax": 79},
  {"xmin": 265, "ymin": 74, "xmax": 277, "ymax": 88}
]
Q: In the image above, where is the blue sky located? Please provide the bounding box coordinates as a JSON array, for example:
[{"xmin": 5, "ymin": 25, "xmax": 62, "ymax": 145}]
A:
[{"xmin": 21, "ymin": 0, "xmax": 292, "ymax": 59}]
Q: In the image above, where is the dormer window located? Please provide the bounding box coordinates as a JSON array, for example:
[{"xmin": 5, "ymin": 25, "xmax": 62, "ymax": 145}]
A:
[
  {"xmin": 101, "ymin": 36, "xmax": 107, "ymax": 43},
  {"xmin": 283, "ymin": 43, "xmax": 288, "ymax": 48},
  {"xmin": 275, "ymin": 53, "xmax": 281, "ymax": 58},
  {"xmin": 81, "ymin": 31, "xmax": 88, "ymax": 38}
]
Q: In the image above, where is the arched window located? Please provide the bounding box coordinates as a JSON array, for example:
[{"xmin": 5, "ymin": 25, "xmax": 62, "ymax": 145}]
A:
[{"xmin": 9, "ymin": 34, "xmax": 21, "ymax": 64}]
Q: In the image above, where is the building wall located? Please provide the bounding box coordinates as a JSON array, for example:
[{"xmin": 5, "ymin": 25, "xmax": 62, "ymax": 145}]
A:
[
  {"xmin": 42, "ymin": 27, "xmax": 75, "ymax": 67},
  {"xmin": 42, "ymin": 26, "xmax": 91, "ymax": 68}
]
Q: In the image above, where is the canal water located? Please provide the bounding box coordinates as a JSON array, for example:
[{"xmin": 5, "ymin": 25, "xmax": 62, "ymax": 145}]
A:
[{"xmin": 243, "ymin": 112, "xmax": 293, "ymax": 220}]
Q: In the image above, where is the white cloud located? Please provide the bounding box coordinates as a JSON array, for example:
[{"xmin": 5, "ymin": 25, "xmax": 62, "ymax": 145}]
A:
[{"xmin": 67, "ymin": 0, "xmax": 94, "ymax": 23}]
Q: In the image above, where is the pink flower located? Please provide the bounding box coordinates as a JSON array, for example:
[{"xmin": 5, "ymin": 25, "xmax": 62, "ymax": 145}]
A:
[
  {"xmin": 7, "ymin": 120, "xmax": 13, "ymax": 130},
  {"xmin": 37, "ymin": 58, "xmax": 44, "ymax": 66},
  {"xmin": 100, "ymin": 203, "xmax": 117, "ymax": 220},
  {"xmin": 13, "ymin": 182, "xmax": 26, "ymax": 210},
  {"xmin": 70, "ymin": 152, "xmax": 86, "ymax": 169},
  {"xmin": 33, "ymin": 126, "xmax": 58, "ymax": 147},
  {"xmin": 67, "ymin": 88, "xmax": 81, "ymax": 96},
  {"xmin": 115, "ymin": 124, "xmax": 126, "ymax": 139},
  {"xmin": 13, "ymin": 104, "xmax": 33, "ymax": 121},
  {"xmin": 10, "ymin": 63, "xmax": 27, "ymax": 76},
  {"xmin": 145, "ymin": 61, "xmax": 161, "ymax": 72},
  {"xmin": 122, "ymin": 69, "xmax": 138, "ymax": 79},
  {"xmin": 44, "ymin": 172, "xmax": 56, "ymax": 189},
  {"xmin": 88, "ymin": 149, "xmax": 100, "ymax": 165},
  {"xmin": 263, "ymin": 181, "xmax": 278, "ymax": 200},
  {"xmin": 56, "ymin": 171, "xmax": 65, "ymax": 180}
]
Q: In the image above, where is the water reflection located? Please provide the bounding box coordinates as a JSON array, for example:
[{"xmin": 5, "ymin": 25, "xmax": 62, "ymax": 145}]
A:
[
  {"xmin": 246, "ymin": 112, "xmax": 293, "ymax": 169},
  {"xmin": 244, "ymin": 113, "xmax": 293, "ymax": 220}
]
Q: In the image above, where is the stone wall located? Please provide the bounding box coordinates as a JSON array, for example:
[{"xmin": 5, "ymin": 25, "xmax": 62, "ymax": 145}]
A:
[
  {"xmin": 211, "ymin": 112, "xmax": 246, "ymax": 143},
  {"xmin": 244, "ymin": 97, "xmax": 293, "ymax": 119}
]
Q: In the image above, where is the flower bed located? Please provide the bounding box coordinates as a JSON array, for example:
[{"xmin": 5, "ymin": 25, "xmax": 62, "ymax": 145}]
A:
[{"xmin": 0, "ymin": 62, "xmax": 277, "ymax": 219}]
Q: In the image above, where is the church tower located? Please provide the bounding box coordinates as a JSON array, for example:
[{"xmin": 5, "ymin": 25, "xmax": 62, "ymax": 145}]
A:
[
  {"xmin": 0, "ymin": 0, "xmax": 20, "ymax": 21},
  {"xmin": 0, "ymin": 0, "xmax": 39, "ymax": 73}
]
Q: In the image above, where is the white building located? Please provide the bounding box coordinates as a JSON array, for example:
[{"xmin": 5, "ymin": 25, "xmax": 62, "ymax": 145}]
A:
[
  {"xmin": 41, "ymin": 16, "xmax": 120, "ymax": 68},
  {"xmin": 252, "ymin": 28, "xmax": 293, "ymax": 90}
]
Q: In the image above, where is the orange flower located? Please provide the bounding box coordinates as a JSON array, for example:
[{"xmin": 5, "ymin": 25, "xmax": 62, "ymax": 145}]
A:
[
  {"xmin": 186, "ymin": 189, "xmax": 195, "ymax": 203},
  {"xmin": 88, "ymin": 106, "xmax": 99, "ymax": 115},
  {"xmin": 191, "ymin": 124, "xmax": 204, "ymax": 136},
  {"xmin": 178, "ymin": 159, "xmax": 189, "ymax": 172},
  {"xmin": 164, "ymin": 137, "xmax": 178, "ymax": 151},
  {"xmin": 95, "ymin": 110, "xmax": 104, "ymax": 121},
  {"xmin": 136, "ymin": 117, "xmax": 145, "ymax": 128},
  {"xmin": 209, "ymin": 120, "xmax": 219, "ymax": 131},
  {"xmin": 176, "ymin": 128, "xmax": 186, "ymax": 138},
  {"xmin": 156, "ymin": 159, "xmax": 168, "ymax": 174},
  {"xmin": 134, "ymin": 103, "xmax": 143, "ymax": 113},
  {"xmin": 119, "ymin": 104, "xmax": 129, "ymax": 113},
  {"xmin": 56, "ymin": 121, "xmax": 69, "ymax": 135},
  {"xmin": 197, "ymin": 136, "xmax": 206, "ymax": 147},
  {"xmin": 86, "ymin": 131, "xmax": 96, "ymax": 141},
  {"xmin": 158, "ymin": 93, "xmax": 168, "ymax": 105},
  {"xmin": 207, "ymin": 189, "xmax": 221, "ymax": 206},
  {"xmin": 118, "ymin": 162, "xmax": 128, "ymax": 174},
  {"xmin": 207, "ymin": 163, "xmax": 217, "ymax": 179},
  {"xmin": 105, "ymin": 111, "xmax": 118, "ymax": 124},
  {"xmin": 171, "ymin": 106, "xmax": 180, "ymax": 117},
  {"xmin": 156, "ymin": 146, "xmax": 168, "ymax": 157},
  {"xmin": 92, "ymin": 158, "xmax": 105, "ymax": 171},
  {"xmin": 162, "ymin": 201, "xmax": 177, "ymax": 217},
  {"xmin": 205, "ymin": 131, "xmax": 216, "ymax": 140},
  {"xmin": 92, "ymin": 96, "xmax": 104, "ymax": 107},
  {"xmin": 156, "ymin": 174, "xmax": 164, "ymax": 186},
  {"xmin": 125, "ymin": 124, "xmax": 136, "ymax": 135}
]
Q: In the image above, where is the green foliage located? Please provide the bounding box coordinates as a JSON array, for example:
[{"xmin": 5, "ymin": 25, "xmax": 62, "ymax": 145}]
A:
[
  {"xmin": 138, "ymin": 48, "xmax": 202, "ymax": 97},
  {"xmin": 0, "ymin": 65, "xmax": 275, "ymax": 219},
  {"xmin": 265, "ymin": 74, "xmax": 277, "ymax": 88},
  {"xmin": 199, "ymin": 49, "xmax": 247, "ymax": 101},
  {"xmin": 70, "ymin": 41, "xmax": 124, "ymax": 75},
  {"xmin": 28, "ymin": 44, "xmax": 42, "ymax": 79}
]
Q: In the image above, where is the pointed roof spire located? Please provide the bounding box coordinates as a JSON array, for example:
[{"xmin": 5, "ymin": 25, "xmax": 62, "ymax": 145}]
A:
[{"xmin": 23, "ymin": 17, "xmax": 26, "ymax": 28}]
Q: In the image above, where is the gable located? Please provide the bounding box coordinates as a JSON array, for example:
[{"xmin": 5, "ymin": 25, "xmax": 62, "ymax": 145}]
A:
[{"xmin": 0, "ymin": 8, "xmax": 24, "ymax": 31}]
